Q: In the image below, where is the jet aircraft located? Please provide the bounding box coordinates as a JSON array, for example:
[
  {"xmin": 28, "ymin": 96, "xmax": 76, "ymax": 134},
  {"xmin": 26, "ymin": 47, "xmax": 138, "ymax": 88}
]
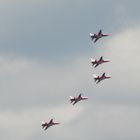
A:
[
  {"xmin": 89, "ymin": 29, "xmax": 109, "ymax": 43},
  {"xmin": 41, "ymin": 119, "xmax": 60, "ymax": 130},
  {"xmin": 70, "ymin": 93, "xmax": 88, "ymax": 105},
  {"xmin": 93, "ymin": 72, "xmax": 111, "ymax": 84},
  {"xmin": 91, "ymin": 56, "xmax": 110, "ymax": 68}
]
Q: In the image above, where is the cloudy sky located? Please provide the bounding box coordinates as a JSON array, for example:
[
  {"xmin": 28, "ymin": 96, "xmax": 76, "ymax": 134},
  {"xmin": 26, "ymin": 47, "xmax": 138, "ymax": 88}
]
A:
[{"xmin": 0, "ymin": 0, "xmax": 140, "ymax": 140}]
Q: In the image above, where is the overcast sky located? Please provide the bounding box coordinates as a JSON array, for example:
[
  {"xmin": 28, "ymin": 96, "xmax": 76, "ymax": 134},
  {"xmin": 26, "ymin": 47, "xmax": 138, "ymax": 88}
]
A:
[{"xmin": 0, "ymin": 0, "xmax": 140, "ymax": 140}]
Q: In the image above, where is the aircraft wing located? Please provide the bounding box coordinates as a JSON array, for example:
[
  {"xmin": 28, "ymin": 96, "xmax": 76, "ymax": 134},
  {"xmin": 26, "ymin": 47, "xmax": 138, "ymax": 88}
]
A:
[
  {"xmin": 94, "ymin": 63, "xmax": 99, "ymax": 68},
  {"xmin": 73, "ymin": 100, "xmax": 77, "ymax": 105},
  {"xmin": 94, "ymin": 37, "xmax": 99, "ymax": 43},
  {"xmin": 96, "ymin": 79, "xmax": 101, "ymax": 84},
  {"xmin": 44, "ymin": 126, "xmax": 49, "ymax": 130}
]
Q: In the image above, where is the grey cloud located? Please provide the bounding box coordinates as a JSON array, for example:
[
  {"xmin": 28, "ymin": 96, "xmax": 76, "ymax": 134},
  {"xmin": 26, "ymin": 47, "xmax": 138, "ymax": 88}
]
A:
[
  {"xmin": 1, "ymin": 104, "xmax": 138, "ymax": 140},
  {"xmin": 0, "ymin": 1, "xmax": 140, "ymax": 140},
  {"xmin": 0, "ymin": 0, "xmax": 139, "ymax": 61},
  {"xmin": 0, "ymin": 104, "xmax": 84, "ymax": 140},
  {"xmin": 1, "ymin": 24, "xmax": 140, "ymax": 111},
  {"xmin": 0, "ymin": 55, "xmax": 92, "ymax": 111}
]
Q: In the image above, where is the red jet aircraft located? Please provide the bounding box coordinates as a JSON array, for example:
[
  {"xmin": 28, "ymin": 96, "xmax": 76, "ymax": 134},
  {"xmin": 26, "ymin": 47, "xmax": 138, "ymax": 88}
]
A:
[
  {"xmin": 41, "ymin": 119, "xmax": 60, "ymax": 130},
  {"xmin": 93, "ymin": 72, "xmax": 111, "ymax": 84},
  {"xmin": 91, "ymin": 56, "xmax": 110, "ymax": 68},
  {"xmin": 70, "ymin": 93, "xmax": 88, "ymax": 105},
  {"xmin": 89, "ymin": 29, "xmax": 109, "ymax": 43}
]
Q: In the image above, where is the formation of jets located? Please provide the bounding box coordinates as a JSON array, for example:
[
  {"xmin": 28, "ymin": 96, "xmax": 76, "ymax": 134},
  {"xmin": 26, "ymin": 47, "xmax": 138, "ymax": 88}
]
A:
[
  {"xmin": 90, "ymin": 30, "xmax": 111, "ymax": 84},
  {"xmin": 41, "ymin": 29, "xmax": 111, "ymax": 131}
]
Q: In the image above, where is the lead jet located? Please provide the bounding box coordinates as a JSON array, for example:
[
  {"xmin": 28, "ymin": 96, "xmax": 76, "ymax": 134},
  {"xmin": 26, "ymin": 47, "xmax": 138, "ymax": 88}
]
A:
[
  {"xmin": 70, "ymin": 93, "xmax": 88, "ymax": 105},
  {"xmin": 91, "ymin": 56, "xmax": 110, "ymax": 68},
  {"xmin": 93, "ymin": 72, "xmax": 111, "ymax": 84},
  {"xmin": 41, "ymin": 119, "xmax": 60, "ymax": 130},
  {"xmin": 89, "ymin": 29, "xmax": 109, "ymax": 43}
]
